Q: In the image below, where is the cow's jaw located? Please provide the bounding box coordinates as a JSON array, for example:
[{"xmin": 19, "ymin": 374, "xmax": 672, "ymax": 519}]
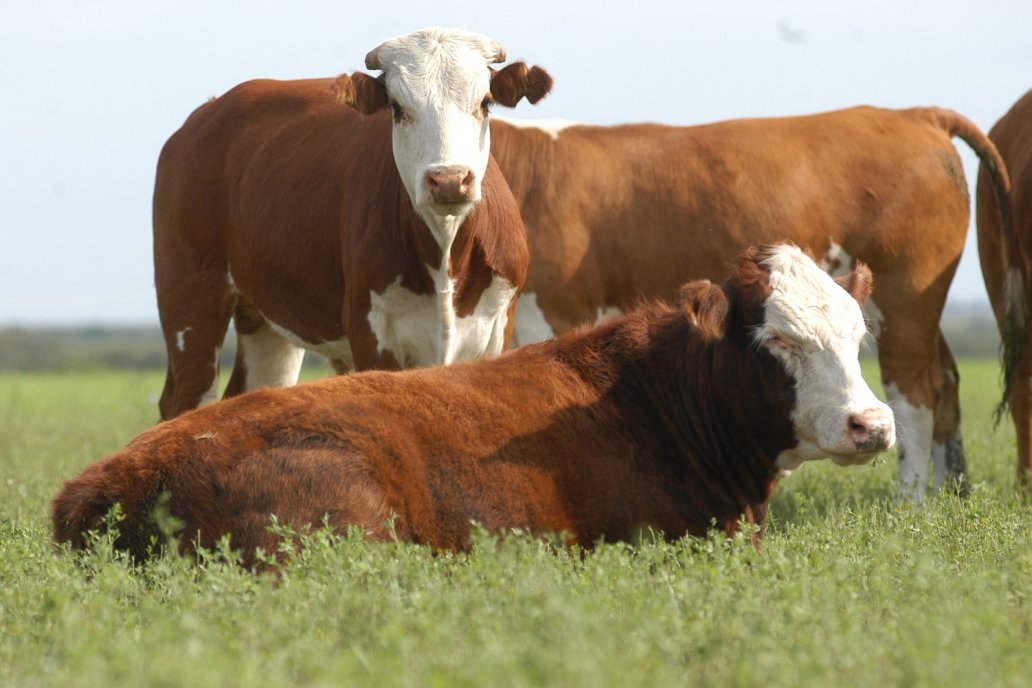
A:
[{"xmin": 758, "ymin": 245, "xmax": 895, "ymax": 471}]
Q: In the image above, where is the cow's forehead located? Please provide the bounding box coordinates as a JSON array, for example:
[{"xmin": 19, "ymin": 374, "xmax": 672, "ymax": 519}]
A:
[
  {"xmin": 760, "ymin": 245, "xmax": 866, "ymax": 343},
  {"xmin": 371, "ymin": 28, "xmax": 498, "ymax": 104}
]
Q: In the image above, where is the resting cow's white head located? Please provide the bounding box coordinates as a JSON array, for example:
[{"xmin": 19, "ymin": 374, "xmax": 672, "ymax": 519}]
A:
[
  {"xmin": 748, "ymin": 244, "xmax": 895, "ymax": 470},
  {"xmin": 333, "ymin": 27, "xmax": 551, "ymax": 233}
]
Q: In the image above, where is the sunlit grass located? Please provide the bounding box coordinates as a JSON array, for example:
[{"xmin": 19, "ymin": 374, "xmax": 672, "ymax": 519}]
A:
[{"xmin": 1, "ymin": 363, "xmax": 1030, "ymax": 687}]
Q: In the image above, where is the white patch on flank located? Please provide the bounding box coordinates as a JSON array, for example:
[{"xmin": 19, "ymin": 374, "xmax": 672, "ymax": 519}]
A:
[
  {"xmin": 368, "ymin": 272, "xmax": 517, "ymax": 367},
  {"xmin": 760, "ymin": 245, "xmax": 894, "ymax": 471},
  {"xmin": 883, "ymin": 381, "xmax": 934, "ymax": 503},
  {"xmin": 175, "ymin": 327, "xmax": 192, "ymax": 353},
  {"xmin": 491, "ymin": 114, "xmax": 579, "ymax": 141},
  {"xmin": 512, "ymin": 292, "xmax": 556, "ymax": 347},
  {"xmin": 239, "ymin": 326, "xmax": 306, "ymax": 391}
]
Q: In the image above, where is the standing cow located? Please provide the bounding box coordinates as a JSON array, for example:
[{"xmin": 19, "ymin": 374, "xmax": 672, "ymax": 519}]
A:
[
  {"xmin": 490, "ymin": 107, "xmax": 1010, "ymax": 502},
  {"xmin": 53, "ymin": 245, "xmax": 894, "ymax": 564},
  {"xmin": 976, "ymin": 88, "xmax": 1030, "ymax": 486},
  {"xmin": 153, "ymin": 27, "xmax": 551, "ymax": 419}
]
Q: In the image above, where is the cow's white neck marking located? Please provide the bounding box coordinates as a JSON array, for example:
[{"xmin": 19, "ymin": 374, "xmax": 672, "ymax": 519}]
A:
[
  {"xmin": 368, "ymin": 273, "xmax": 516, "ymax": 367},
  {"xmin": 492, "ymin": 114, "xmax": 579, "ymax": 142},
  {"xmin": 427, "ymin": 228, "xmax": 460, "ymax": 365},
  {"xmin": 884, "ymin": 381, "xmax": 933, "ymax": 504}
]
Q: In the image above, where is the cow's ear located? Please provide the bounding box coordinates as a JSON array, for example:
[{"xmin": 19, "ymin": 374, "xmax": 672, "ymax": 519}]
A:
[
  {"xmin": 678, "ymin": 280, "xmax": 728, "ymax": 337},
  {"xmin": 489, "ymin": 62, "xmax": 553, "ymax": 107},
  {"xmin": 834, "ymin": 262, "xmax": 873, "ymax": 306},
  {"xmin": 332, "ymin": 72, "xmax": 388, "ymax": 115}
]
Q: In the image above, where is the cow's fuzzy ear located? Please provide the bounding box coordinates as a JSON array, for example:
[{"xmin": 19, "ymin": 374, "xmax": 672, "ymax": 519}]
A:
[
  {"xmin": 489, "ymin": 62, "xmax": 553, "ymax": 107},
  {"xmin": 332, "ymin": 72, "xmax": 388, "ymax": 115},
  {"xmin": 678, "ymin": 280, "xmax": 728, "ymax": 338},
  {"xmin": 834, "ymin": 262, "xmax": 873, "ymax": 306}
]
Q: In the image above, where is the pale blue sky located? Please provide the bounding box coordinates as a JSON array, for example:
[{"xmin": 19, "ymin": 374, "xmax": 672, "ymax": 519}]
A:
[{"xmin": 2, "ymin": 0, "xmax": 1029, "ymax": 325}]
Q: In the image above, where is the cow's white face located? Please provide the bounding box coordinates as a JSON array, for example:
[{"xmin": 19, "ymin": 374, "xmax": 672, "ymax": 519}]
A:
[
  {"xmin": 758, "ymin": 245, "xmax": 895, "ymax": 471},
  {"xmin": 368, "ymin": 29, "xmax": 499, "ymax": 228}
]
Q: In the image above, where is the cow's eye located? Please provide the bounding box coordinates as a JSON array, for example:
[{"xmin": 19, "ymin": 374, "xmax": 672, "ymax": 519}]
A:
[
  {"xmin": 390, "ymin": 101, "xmax": 404, "ymax": 121},
  {"xmin": 766, "ymin": 334, "xmax": 797, "ymax": 351},
  {"xmin": 479, "ymin": 97, "xmax": 493, "ymax": 116}
]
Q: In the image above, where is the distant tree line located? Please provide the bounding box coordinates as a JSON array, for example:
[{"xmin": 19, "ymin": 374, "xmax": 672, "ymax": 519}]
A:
[{"xmin": 0, "ymin": 313, "xmax": 1004, "ymax": 372}]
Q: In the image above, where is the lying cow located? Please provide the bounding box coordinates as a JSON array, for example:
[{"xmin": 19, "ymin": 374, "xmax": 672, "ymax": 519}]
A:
[
  {"xmin": 53, "ymin": 245, "xmax": 894, "ymax": 564},
  {"xmin": 490, "ymin": 106, "xmax": 1009, "ymax": 502},
  {"xmin": 153, "ymin": 27, "xmax": 551, "ymax": 419},
  {"xmin": 976, "ymin": 88, "xmax": 1030, "ymax": 486}
]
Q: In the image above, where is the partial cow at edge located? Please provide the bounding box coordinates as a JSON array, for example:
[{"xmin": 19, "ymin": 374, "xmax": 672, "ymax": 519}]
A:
[
  {"xmin": 153, "ymin": 27, "xmax": 552, "ymax": 420},
  {"xmin": 976, "ymin": 88, "xmax": 1031, "ymax": 487},
  {"xmin": 491, "ymin": 106, "xmax": 1009, "ymax": 503},
  {"xmin": 53, "ymin": 245, "xmax": 894, "ymax": 566}
]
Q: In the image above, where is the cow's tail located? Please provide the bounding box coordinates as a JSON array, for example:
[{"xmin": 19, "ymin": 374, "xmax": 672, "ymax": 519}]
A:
[
  {"xmin": 926, "ymin": 107, "xmax": 1018, "ymax": 422},
  {"xmin": 51, "ymin": 454, "xmax": 164, "ymax": 557}
]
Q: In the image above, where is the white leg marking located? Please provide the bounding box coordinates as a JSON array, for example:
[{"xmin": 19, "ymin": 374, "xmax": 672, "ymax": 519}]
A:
[
  {"xmin": 240, "ymin": 327, "xmax": 306, "ymax": 390},
  {"xmin": 512, "ymin": 292, "xmax": 556, "ymax": 347},
  {"xmin": 884, "ymin": 382, "xmax": 933, "ymax": 503},
  {"xmin": 175, "ymin": 327, "xmax": 192, "ymax": 352},
  {"xmin": 931, "ymin": 441, "xmax": 948, "ymax": 491},
  {"xmin": 198, "ymin": 350, "xmax": 220, "ymax": 408}
]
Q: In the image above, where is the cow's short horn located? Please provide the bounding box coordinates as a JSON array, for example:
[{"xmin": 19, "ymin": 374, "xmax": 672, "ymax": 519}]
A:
[
  {"xmin": 489, "ymin": 41, "xmax": 506, "ymax": 63},
  {"xmin": 365, "ymin": 48, "xmax": 382, "ymax": 70}
]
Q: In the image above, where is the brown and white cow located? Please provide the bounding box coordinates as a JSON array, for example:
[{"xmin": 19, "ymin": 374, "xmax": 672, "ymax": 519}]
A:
[
  {"xmin": 976, "ymin": 89, "xmax": 1030, "ymax": 486},
  {"xmin": 53, "ymin": 245, "xmax": 894, "ymax": 564},
  {"xmin": 153, "ymin": 28, "xmax": 551, "ymax": 420},
  {"xmin": 490, "ymin": 106, "xmax": 1010, "ymax": 503}
]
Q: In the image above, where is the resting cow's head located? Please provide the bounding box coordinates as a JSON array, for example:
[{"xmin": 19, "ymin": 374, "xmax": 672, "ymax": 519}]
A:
[
  {"xmin": 333, "ymin": 27, "xmax": 552, "ymax": 224},
  {"xmin": 685, "ymin": 244, "xmax": 895, "ymax": 471}
]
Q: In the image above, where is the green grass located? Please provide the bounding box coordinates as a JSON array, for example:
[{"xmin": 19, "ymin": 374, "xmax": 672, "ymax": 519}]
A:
[{"xmin": 2, "ymin": 362, "xmax": 1031, "ymax": 687}]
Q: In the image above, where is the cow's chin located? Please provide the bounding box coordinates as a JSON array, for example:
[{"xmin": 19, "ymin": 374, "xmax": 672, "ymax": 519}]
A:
[
  {"xmin": 427, "ymin": 200, "xmax": 476, "ymax": 218},
  {"xmin": 828, "ymin": 450, "xmax": 883, "ymax": 467}
]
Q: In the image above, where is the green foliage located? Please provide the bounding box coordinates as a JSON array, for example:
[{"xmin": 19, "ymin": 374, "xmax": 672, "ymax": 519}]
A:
[{"xmin": 2, "ymin": 364, "xmax": 1031, "ymax": 687}]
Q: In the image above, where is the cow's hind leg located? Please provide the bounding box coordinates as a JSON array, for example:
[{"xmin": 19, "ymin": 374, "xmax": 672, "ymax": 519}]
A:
[
  {"xmin": 880, "ymin": 326, "xmax": 967, "ymax": 503},
  {"xmin": 222, "ymin": 299, "xmax": 305, "ymax": 399},
  {"xmin": 930, "ymin": 331, "xmax": 969, "ymax": 495},
  {"xmin": 156, "ymin": 266, "xmax": 234, "ymax": 421},
  {"xmin": 1008, "ymin": 338, "xmax": 1032, "ymax": 490}
]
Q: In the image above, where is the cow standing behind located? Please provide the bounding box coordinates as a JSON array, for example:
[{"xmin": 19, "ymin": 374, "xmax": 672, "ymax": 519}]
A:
[
  {"xmin": 490, "ymin": 107, "xmax": 1010, "ymax": 502},
  {"xmin": 976, "ymin": 88, "xmax": 1031, "ymax": 486},
  {"xmin": 153, "ymin": 28, "xmax": 551, "ymax": 419},
  {"xmin": 53, "ymin": 245, "xmax": 894, "ymax": 565}
]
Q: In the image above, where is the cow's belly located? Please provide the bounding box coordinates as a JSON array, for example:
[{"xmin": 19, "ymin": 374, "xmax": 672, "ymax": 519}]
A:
[{"xmin": 368, "ymin": 274, "xmax": 517, "ymax": 368}]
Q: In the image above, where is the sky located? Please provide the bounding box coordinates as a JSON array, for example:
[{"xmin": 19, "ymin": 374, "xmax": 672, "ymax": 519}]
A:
[{"xmin": 2, "ymin": 0, "xmax": 1030, "ymax": 326}]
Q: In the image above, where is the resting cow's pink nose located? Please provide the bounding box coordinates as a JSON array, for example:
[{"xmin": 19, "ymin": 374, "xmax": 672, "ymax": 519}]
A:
[
  {"xmin": 848, "ymin": 407, "xmax": 895, "ymax": 451},
  {"xmin": 424, "ymin": 165, "xmax": 476, "ymax": 204}
]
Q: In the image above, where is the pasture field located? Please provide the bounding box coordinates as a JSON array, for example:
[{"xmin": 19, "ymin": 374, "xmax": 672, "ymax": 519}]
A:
[{"xmin": 1, "ymin": 362, "xmax": 1031, "ymax": 687}]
